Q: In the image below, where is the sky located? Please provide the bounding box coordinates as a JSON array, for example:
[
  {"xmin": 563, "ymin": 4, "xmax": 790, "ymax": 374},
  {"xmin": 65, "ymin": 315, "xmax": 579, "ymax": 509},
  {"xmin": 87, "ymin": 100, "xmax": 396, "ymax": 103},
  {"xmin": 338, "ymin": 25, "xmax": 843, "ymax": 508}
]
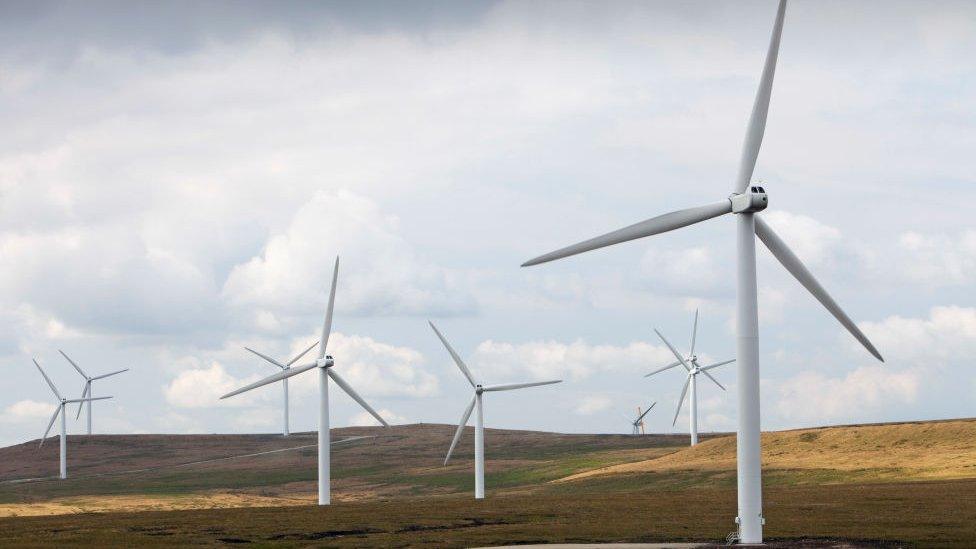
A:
[{"xmin": 1, "ymin": 0, "xmax": 974, "ymax": 448}]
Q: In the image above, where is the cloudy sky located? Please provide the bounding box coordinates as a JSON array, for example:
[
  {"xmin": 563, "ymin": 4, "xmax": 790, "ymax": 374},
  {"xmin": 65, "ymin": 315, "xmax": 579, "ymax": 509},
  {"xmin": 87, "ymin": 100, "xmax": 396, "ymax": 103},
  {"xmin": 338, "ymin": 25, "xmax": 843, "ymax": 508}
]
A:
[{"xmin": 1, "ymin": 0, "xmax": 974, "ymax": 447}]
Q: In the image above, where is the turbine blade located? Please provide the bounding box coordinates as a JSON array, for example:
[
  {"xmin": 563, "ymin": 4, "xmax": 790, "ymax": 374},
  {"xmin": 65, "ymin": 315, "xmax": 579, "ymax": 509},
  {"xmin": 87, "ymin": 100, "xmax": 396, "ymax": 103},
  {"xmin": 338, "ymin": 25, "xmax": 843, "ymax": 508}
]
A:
[
  {"xmin": 428, "ymin": 321, "xmax": 478, "ymax": 387},
  {"xmin": 672, "ymin": 375, "xmax": 691, "ymax": 426},
  {"xmin": 75, "ymin": 382, "xmax": 90, "ymax": 420},
  {"xmin": 734, "ymin": 0, "xmax": 788, "ymax": 194},
  {"xmin": 221, "ymin": 362, "xmax": 317, "ymax": 399},
  {"xmin": 327, "ymin": 369, "xmax": 389, "ymax": 426},
  {"xmin": 318, "ymin": 257, "xmax": 340, "ymax": 359},
  {"xmin": 701, "ymin": 370, "xmax": 726, "ymax": 391},
  {"xmin": 445, "ymin": 395, "xmax": 476, "ymax": 465},
  {"xmin": 636, "ymin": 401, "xmax": 656, "ymax": 422},
  {"xmin": 701, "ymin": 358, "xmax": 735, "ymax": 371},
  {"xmin": 654, "ymin": 329, "xmax": 692, "ymax": 371},
  {"xmin": 482, "ymin": 380, "xmax": 562, "ymax": 392},
  {"xmin": 287, "ymin": 341, "xmax": 319, "ymax": 366},
  {"xmin": 59, "ymin": 350, "xmax": 89, "ymax": 379},
  {"xmin": 690, "ymin": 309, "xmax": 699, "ymax": 356},
  {"xmin": 644, "ymin": 361, "xmax": 682, "ymax": 378},
  {"xmin": 91, "ymin": 368, "xmax": 129, "ymax": 381},
  {"xmin": 521, "ymin": 201, "xmax": 733, "ymax": 267},
  {"xmin": 66, "ymin": 396, "xmax": 112, "ymax": 403},
  {"xmin": 755, "ymin": 216, "xmax": 884, "ymax": 361},
  {"xmin": 39, "ymin": 406, "xmax": 61, "ymax": 448},
  {"xmin": 32, "ymin": 359, "xmax": 62, "ymax": 400},
  {"xmin": 245, "ymin": 347, "xmax": 288, "ymax": 370}
]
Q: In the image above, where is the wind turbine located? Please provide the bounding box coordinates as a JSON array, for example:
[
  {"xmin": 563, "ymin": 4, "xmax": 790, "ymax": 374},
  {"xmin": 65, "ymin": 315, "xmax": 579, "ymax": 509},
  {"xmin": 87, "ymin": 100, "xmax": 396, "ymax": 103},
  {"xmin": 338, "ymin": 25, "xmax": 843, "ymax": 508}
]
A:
[
  {"xmin": 221, "ymin": 257, "xmax": 388, "ymax": 505},
  {"xmin": 429, "ymin": 321, "xmax": 561, "ymax": 499},
  {"xmin": 59, "ymin": 350, "xmax": 128, "ymax": 436},
  {"xmin": 520, "ymin": 1, "xmax": 883, "ymax": 543},
  {"xmin": 630, "ymin": 402, "xmax": 655, "ymax": 435},
  {"xmin": 33, "ymin": 359, "xmax": 112, "ymax": 479},
  {"xmin": 243, "ymin": 341, "xmax": 318, "ymax": 436},
  {"xmin": 646, "ymin": 311, "xmax": 734, "ymax": 446}
]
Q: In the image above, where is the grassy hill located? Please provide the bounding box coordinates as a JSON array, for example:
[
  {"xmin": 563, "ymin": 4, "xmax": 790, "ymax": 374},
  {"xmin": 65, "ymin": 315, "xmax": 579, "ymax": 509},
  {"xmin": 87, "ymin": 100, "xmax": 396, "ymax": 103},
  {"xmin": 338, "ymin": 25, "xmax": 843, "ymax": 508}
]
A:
[
  {"xmin": 558, "ymin": 417, "xmax": 976, "ymax": 486},
  {"xmin": 0, "ymin": 419, "xmax": 975, "ymax": 547}
]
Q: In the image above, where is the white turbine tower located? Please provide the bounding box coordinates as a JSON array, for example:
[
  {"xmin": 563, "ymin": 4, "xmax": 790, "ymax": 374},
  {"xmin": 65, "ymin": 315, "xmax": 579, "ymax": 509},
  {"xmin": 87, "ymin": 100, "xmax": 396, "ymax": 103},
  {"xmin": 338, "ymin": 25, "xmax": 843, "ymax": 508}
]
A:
[
  {"xmin": 33, "ymin": 359, "xmax": 112, "ymax": 479},
  {"xmin": 521, "ymin": 1, "xmax": 883, "ymax": 542},
  {"xmin": 221, "ymin": 257, "xmax": 389, "ymax": 505},
  {"xmin": 59, "ymin": 350, "xmax": 128, "ymax": 436},
  {"xmin": 243, "ymin": 341, "xmax": 318, "ymax": 436},
  {"xmin": 646, "ymin": 311, "xmax": 734, "ymax": 446},
  {"xmin": 630, "ymin": 402, "xmax": 655, "ymax": 436},
  {"xmin": 429, "ymin": 321, "xmax": 561, "ymax": 499}
]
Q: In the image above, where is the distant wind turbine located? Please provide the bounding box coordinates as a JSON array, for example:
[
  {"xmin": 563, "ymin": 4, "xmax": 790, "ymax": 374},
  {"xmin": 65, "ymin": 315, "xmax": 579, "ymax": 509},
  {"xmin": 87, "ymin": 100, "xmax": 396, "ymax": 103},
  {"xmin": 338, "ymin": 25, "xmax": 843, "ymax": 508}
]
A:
[
  {"xmin": 647, "ymin": 310, "xmax": 734, "ymax": 446},
  {"xmin": 243, "ymin": 341, "xmax": 318, "ymax": 436},
  {"xmin": 33, "ymin": 359, "xmax": 112, "ymax": 479},
  {"xmin": 59, "ymin": 350, "xmax": 128, "ymax": 436},
  {"xmin": 630, "ymin": 402, "xmax": 655, "ymax": 435},
  {"xmin": 521, "ymin": 1, "xmax": 882, "ymax": 542},
  {"xmin": 429, "ymin": 321, "xmax": 561, "ymax": 499},
  {"xmin": 221, "ymin": 257, "xmax": 389, "ymax": 505}
]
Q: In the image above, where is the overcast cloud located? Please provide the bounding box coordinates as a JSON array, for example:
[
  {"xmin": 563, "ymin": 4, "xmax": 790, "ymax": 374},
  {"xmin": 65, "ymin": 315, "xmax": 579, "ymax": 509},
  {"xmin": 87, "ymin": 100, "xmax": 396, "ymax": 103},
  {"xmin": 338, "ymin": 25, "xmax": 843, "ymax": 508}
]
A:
[{"xmin": 1, "ymin": 0, "xmax": 974, "ymax": 446}]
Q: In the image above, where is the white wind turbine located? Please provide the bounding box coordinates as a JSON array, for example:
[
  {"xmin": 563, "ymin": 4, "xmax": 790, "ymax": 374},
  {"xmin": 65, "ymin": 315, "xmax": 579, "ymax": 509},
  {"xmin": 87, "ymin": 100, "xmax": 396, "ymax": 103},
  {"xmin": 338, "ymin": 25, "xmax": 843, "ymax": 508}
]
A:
[
  {"xmin": 430, "ymin": 321, "xmax": 562, "ymax": 499},
  {"xmin": 243, "ymin": 341, "xmax": 318, "ymax": 436},
  {"xmin": 647, "ymin": 311, "xmax": 734, "ymax": 446},
  {"xmin": 629, "ymin": 402, "xmax": 655, "ymax": 436},
  {"xmin": 521, "ymin": 1, "xmax": 883, "ymax": 542},
  {"xmin": 33, "ymin": 359, "xmax": 112, "ymax": 479},
  {"xmin": 59, "ymin": 350, "xmax": 128, "ymax": 436},
  {"xmin": 221, "ymin": 257, "xmax": 389, "ymax": 505}
]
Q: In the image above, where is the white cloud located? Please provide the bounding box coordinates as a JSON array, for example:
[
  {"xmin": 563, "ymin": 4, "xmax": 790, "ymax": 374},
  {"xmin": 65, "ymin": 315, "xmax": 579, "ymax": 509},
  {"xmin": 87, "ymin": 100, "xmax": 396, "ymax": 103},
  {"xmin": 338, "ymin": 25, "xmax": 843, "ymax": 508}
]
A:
[
  {"xmin": 761, "ymin": 211, "xmax": 843, "ymax": 267},
  {"xmin": 640, "ymin": 246, "xmax": 726, "ymax": 296},
  {"xmin": 860, "ymin": 306, "xmax": 976, "ymax": 363},
  {"xmin": 325, "ymin": 333, "xmax": 439, "ymax": 398},
  {"xmin": 897, "ymin": 231, "xmax": 976, "ymax": 286},
  {"xmin": 772, "ymin": 365, "xmax": 919, "ymax": 424},
  {"xmin": 222, "ymin": 190, "xmax": 475, "ymax": 321},
  {"xmin": 575, "ymin": 394, "xmax": 613, "ymax": 415},
  {"xmin": 469, "ymin": 339, "xmax": 675, "ymax": 382},
  {"xmin": 163, "ymin": 362, "xmax": 262, "ymax": 408},
  {"xmin": 0, "ymin": 399, "xmax": 55, "ymax": 423}
]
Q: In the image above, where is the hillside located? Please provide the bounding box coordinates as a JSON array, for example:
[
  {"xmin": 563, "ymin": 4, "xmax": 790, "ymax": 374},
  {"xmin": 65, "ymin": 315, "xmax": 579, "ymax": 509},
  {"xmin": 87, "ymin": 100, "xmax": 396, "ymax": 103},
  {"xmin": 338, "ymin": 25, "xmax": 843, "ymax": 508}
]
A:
[
  {"xmin": 0, "ymin": 424, "xmax": 690, "ymax": 516},
  {"xmin": 557, "ymin": 417, "xmax": 976, "ymax": 485},
  {"xmin": 1, "ymin": 420, "xmax": 976, "ymax": 547}
]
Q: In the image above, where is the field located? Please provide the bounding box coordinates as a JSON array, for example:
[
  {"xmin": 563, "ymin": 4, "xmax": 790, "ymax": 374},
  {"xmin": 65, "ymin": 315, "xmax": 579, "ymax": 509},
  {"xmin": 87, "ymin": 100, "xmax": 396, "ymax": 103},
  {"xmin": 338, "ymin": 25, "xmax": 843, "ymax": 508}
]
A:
[{"xmin": 0, "ymin": 419, "xmax": 975, "ymax": 547}]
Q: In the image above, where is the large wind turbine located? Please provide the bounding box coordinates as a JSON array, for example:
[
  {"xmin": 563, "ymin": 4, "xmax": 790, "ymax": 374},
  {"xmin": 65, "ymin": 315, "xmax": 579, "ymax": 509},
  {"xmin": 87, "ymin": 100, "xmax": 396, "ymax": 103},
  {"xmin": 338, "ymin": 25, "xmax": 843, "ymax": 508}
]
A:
[
  {"xmin": 521, "ymin": 1, "xmax": 883, "ymax": 543},
  {"xmin": 429, "ymin": 321, "xmax": 561, "ymax": 499},
  {"xmin": 59, "ymin": 350, "xmax": 128, "ymax": 436},
  {"xmin": 33, "ymin": 359, "xmax": 112, "ymax": 479},
  {"xmin": 647, "ymin": 311, "xmax": 734, "ymax": 446},
  {"xmin": 221, "ymin": 257, "xmax": 389, "ymax": 505},
  {"xmin": 243, "ymin": 341, "xmax": 318, "ymax": 436}
]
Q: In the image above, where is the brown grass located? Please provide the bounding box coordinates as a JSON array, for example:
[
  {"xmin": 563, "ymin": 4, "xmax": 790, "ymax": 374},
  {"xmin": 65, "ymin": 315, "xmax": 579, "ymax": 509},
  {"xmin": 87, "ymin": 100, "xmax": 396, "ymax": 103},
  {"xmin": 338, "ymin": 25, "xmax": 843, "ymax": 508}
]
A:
[{"xmin": 558, "ymin": 418, "xmax": 976, "ymax": 483}]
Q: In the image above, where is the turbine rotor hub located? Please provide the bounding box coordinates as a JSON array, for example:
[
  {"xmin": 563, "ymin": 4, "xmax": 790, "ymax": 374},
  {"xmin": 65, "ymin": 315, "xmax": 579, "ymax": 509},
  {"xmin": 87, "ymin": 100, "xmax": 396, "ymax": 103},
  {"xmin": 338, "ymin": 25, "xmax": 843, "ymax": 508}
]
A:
[
  {"xmin": 730, "ymin": 186, "xmax": 768, "ymax": 214},
  {"xmin": 316, "ymin": 357, "xmax": 335, "ymax": 368},
  {"xmin": 475, "ymin": 384, "xmax": 484, "ymax": 395}
]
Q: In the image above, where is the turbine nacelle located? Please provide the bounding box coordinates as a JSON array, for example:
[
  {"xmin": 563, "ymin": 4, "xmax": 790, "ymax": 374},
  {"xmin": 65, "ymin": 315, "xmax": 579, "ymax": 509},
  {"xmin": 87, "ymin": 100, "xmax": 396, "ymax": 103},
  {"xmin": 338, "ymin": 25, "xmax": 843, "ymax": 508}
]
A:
[
  {"xmin": 316, "ymin": 357, "xmax": 335, "ymax": 368},
  {"xmin": 730, "ymin": 186, "xmax": 769, "ymax": 214}
]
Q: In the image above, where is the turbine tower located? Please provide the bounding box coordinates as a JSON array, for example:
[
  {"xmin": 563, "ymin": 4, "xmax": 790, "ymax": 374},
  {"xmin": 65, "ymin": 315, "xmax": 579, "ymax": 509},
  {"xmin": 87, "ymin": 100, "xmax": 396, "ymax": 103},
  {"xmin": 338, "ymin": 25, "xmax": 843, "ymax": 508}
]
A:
[
  {"xmin": 520, "ymin": 1, "xmax": 883, "ymax": 543},
  {"xmin": 221, "ymin": 257, "xmax": 389, "ymax": 505},
  {"xmin": 59, "ymin": 350, "xmax": 128, "ymax": 436},
  {"xmin": 33, "ymin": 359, "xmax": 112, "ymax": 479},
  {"xmin": 630, "ymin": 402, "xmax": 655, "ymax": 435},
  {"xmin": 243, "ymin": 341, "xmax": 318, "ymax": 436},
  {"xmin": 429, "ymin": 321, "xmax": 561, "ymax": 499},
  {"xmin": 646, "ymin": 311, "xmax": 734, "ymax": 446}
]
